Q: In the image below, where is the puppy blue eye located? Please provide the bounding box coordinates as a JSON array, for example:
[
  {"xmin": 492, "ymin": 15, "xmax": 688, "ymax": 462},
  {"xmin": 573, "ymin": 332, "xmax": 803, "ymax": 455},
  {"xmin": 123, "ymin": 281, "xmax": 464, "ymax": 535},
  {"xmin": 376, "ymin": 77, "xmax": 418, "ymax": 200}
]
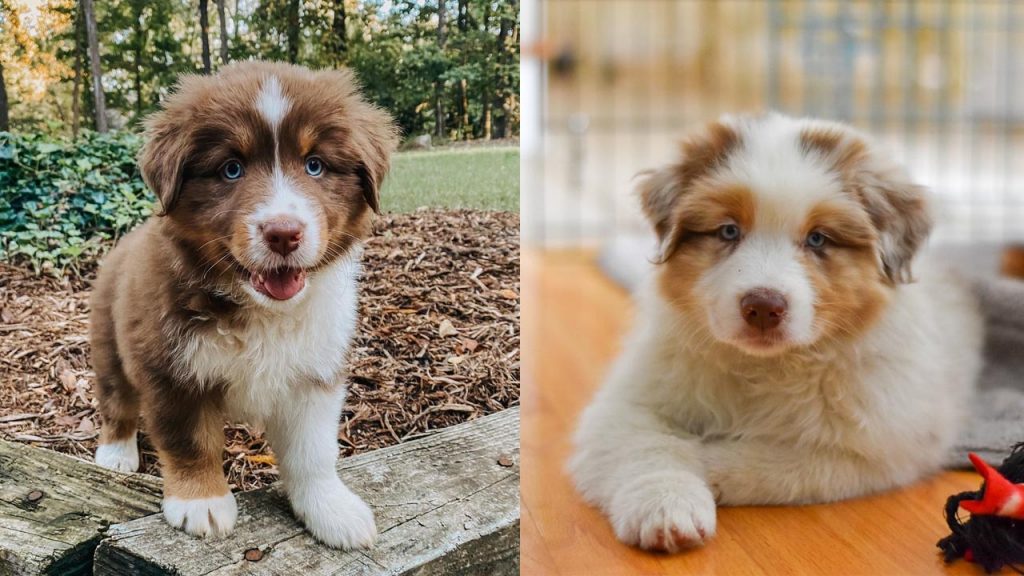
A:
[
  {"xmin": 718, "ymin": 224, "xmax": 741, "ymax": 241},
  {"xmin": 806, "ymin": 231, "xmax": 827, "ymax": 249},
  {"xmin": 221, "ymin": 160, "xmax": 244, "ymax": 181},
  {"xmin": 305, "ymin": 156, "xmax": 324, "ymax": 177}
]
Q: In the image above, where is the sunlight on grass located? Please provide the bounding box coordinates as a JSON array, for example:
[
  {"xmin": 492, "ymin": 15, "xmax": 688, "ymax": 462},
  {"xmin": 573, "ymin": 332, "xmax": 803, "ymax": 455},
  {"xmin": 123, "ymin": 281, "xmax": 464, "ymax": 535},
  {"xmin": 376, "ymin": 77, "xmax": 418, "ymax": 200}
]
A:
[{"xmin": 381, "ymin": 146, "xmax": 519, "ymax": 213}]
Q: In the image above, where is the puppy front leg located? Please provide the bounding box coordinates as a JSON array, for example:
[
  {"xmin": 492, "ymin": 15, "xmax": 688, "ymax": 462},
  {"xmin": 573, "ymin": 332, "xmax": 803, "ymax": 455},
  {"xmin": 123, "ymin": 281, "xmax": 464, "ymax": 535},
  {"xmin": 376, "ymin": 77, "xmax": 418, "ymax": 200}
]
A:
[
  {"xmin": 265, "ymin": 383, "xmax": 376, "ymax": 550},
  {"xmin": 703, "ymin": 440, "xmax": 915, "ymax": 505},
  {"xmin": 570, "ymin": 397, "xmax": 716, "ymax": 552},
  {"xmin": 146, "ymin": 387, "xmax": 237, "ymax": 538}
]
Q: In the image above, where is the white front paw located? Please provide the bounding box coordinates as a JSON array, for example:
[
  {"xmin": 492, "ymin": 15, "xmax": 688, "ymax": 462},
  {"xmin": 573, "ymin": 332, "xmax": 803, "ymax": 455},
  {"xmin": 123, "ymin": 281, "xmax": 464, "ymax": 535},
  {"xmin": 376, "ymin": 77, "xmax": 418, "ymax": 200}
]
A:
[
  {"xmin": 95, "ymin": 435, "xmax": 140, "ymax": 473},
  {"xmin": 162, "ymin": 493, "xmax": 238, "ymax": 538},
  {"xmin": 608, "ymin": 472, "xmax": 717, "ymax": 553},
  {"xmin": 290, "ymin": 479, "xmax": 377, "ymax": 549}
]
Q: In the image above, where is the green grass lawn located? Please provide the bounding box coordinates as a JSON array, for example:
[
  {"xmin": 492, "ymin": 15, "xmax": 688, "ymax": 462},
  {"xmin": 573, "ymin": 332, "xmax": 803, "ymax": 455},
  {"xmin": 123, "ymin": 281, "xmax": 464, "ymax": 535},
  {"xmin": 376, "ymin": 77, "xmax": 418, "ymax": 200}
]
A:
[{"xmin": 380, "ymin": 146, "xmax": 519, "ymax": 213}]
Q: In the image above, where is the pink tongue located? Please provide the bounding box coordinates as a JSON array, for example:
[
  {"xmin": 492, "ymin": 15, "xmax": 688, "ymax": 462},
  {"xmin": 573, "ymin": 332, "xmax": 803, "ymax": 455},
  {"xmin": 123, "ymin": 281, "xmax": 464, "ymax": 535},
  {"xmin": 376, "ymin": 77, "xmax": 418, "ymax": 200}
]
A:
[{"xmin": 256, "ymin": 268, "xmax": 306, "ymax": 300}]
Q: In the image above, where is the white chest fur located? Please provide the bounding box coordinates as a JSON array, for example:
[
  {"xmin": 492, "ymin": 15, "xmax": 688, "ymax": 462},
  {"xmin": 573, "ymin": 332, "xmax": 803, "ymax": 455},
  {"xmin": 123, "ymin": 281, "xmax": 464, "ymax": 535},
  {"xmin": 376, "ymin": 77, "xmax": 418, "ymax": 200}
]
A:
[{"xmin": 173, "ymin": 256, "xmax": 361, "ymax": 423}]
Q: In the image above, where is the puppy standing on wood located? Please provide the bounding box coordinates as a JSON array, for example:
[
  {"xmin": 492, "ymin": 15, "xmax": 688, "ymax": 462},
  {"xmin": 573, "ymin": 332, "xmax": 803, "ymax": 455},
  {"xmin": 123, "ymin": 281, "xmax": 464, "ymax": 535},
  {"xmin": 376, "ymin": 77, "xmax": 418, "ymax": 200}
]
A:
[
  {"xmin": 90, "ymin": 61, "xmax": 398, "ymax": 548},
  {"xmin": 570, "ymin": 113, "xmax": 984, "ymax": 553}
]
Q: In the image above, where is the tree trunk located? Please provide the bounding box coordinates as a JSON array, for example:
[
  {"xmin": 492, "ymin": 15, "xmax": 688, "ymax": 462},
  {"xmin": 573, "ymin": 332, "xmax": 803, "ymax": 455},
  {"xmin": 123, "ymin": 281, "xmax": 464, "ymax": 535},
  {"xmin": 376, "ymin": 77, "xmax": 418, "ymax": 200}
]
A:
[
  {"xmin": 456, "ymin": 0, "xmax": 468, "ymax": 139},
  {"xmin": 433, "ymin": 0, "xmax": 447, "ymax": 139},
  {"xmin": 492, "ymin": 1, "xmax": 513, "ymax": 139},
  {"xmin": 216, "ymin": 0, "xmax": 229, "ymax": 64},
  {"xmin": 0, "ymin": 61, "xmax": 9, "ymax": 132},
  {"xmin": 72, "ymin": 3, "xmax": 85, "ymax": 138},
  {"xmin": 331, "ymin": 0, "xmax": 347, "ymax": 65},
  {"xmin": 232, "ymin": 0, "xmax": 240, "ymax": 43},
  {"xmin": 82, "ymin": 0, "xmax": 107, "ymax": 132},
  {"xmin": 199, "ymin": 0, "xmax": 212, "ymax": 74},
  {"xmin": 286, "ymin": 0, "xmax": 300, "ymax": 64},
  {"xmin": 72, "ymin": 48, "xmax": 82, "ymax": 137},
  {"xmin": 133, "ymin": 2, "xmax": 144, "ymax": 118},
  {"xmin": 481, "ymin": 2, "xmax": 491, "ymax": 140},
  {"xmin": 50, "ymin": 88, "xmax": 69, "ymax": 125},
  {"xmin": 482, "ymin": 98, "xmax": 491, "ymax": 140},
  {"xmin": 459, "ymin": 78, "xmax": 469, "ymax": 140}
]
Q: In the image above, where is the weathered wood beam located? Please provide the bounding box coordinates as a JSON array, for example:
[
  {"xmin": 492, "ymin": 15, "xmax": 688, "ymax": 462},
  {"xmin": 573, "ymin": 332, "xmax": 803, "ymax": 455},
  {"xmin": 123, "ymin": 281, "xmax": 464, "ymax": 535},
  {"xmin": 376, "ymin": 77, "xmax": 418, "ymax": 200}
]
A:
[
  {"xmin": 0, "ymin": 439, "xmax": 161, "ymax": 575},
  {"xmin": 95, "ymin": 407, "xmax": 520, "ymax": 575}
]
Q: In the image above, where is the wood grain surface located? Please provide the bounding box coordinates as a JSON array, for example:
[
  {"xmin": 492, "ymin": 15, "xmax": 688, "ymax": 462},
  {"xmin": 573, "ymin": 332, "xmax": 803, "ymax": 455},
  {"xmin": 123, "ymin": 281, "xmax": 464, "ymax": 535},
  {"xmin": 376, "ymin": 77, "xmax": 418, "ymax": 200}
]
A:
[
  {"xmin": 0, "ymin": 437, "xmax": 162, "ymax": 575},
  {"xmin": 521, "ymin": 249, "xmax": 982, "ymax": 576},
  {"xmin": 94, "ymin": 408, "xmax": 520, "ymax": 576}
]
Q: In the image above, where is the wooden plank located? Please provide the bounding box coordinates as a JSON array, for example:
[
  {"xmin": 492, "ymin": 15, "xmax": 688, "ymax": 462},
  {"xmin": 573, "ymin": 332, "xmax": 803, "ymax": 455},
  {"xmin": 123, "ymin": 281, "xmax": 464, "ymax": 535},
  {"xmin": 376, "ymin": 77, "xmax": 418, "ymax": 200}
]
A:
[
  {"xmin": 521, "ymin": 249, "xmax": 981, "ymax": 576},
  {"xmin": 95, "ymin": 407, "xmax": 520, "ymax": 576},
  {"xmin": 0, "ymin": 438, "xmax": 162, "ymax": 576}
]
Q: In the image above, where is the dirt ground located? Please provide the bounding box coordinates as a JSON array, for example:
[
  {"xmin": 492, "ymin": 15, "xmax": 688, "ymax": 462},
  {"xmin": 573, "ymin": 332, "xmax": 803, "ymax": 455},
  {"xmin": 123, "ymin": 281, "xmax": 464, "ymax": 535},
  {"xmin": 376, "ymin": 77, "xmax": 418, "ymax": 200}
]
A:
[{"xmin": 0, "ymin": 209, "xmax": 519, "ymax": 491}]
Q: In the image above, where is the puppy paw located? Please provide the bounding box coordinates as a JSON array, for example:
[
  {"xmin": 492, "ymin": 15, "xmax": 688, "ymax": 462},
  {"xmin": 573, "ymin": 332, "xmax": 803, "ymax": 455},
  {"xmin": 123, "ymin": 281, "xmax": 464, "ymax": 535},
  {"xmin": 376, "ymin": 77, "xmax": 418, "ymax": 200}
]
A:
[
  {"xmin": 290, "ymin": 480, "xmax": 377, "ymax": 549},
  {"xmin": 95, "ymin": 436, "xmax": 140, "ymax": 473},
  {"xmin": 608, "ymin": 472, "xmax": 717, "ymax": 553},
  {"xmin": 162, "ymin": 493, "xmax": 238, "ymax": 538}
]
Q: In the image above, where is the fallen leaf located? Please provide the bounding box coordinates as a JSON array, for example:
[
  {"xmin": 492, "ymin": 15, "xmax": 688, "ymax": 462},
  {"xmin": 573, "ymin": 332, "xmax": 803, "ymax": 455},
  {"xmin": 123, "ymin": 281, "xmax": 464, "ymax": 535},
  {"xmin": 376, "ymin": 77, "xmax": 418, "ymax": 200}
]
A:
[
  {"xmin": 54, "ymin": 414, "xmax": 78, "ymax": 428},
  {"xmin": 438, "ymin": 318, "xmax": 458, "ymax": 337},
  {"xmin": 59, "ymin": 369, "xmax": 76, "ymax": 392},
  {"xmin": 246, "ymin": 454, "xmax": 276, "ymax": 466},
  {"xmin": 76, "ymin": 417, "xmax": 95, "ymax": 433},
  {"xmin": 497, "ymin": 289, "xmax": 518, "ymax": 300}
]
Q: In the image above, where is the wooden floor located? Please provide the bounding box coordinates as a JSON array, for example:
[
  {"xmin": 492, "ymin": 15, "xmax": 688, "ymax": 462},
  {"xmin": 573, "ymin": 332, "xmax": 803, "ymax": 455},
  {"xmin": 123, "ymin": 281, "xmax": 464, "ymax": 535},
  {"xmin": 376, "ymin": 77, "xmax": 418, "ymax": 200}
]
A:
[{"xmin": 521, "ymin": 249, "xmax": 981, "ymax": 576}]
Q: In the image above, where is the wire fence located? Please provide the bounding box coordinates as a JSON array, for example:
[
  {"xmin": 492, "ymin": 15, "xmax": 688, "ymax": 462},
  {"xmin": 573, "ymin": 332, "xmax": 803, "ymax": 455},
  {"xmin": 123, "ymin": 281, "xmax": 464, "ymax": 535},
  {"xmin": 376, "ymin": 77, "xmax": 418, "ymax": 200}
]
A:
[{"xmin": 525, "ymin": 0, "xmax": 1024, "ymax": 246}]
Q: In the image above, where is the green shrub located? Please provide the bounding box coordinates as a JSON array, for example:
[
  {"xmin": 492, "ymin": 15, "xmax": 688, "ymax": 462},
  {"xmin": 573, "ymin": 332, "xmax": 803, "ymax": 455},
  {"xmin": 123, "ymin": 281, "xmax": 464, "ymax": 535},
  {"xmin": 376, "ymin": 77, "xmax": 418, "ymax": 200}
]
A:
[{"xmin": 0, "ymin": 131, "xmax": 155, "ymax": 275}]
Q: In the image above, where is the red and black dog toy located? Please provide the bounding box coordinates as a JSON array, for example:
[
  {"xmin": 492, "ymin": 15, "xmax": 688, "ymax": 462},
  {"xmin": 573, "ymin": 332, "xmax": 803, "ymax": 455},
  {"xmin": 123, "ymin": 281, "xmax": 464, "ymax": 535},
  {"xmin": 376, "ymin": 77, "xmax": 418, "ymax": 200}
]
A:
[{"xmin": 939, "ymin": 443, "xmax": 1024, "ymax": 573}]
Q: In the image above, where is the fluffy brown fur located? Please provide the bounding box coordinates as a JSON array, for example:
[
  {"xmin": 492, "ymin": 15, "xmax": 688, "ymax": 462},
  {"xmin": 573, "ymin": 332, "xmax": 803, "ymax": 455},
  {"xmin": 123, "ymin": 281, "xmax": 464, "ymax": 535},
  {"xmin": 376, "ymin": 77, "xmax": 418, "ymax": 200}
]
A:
[{"xmin": 90, "ymin": 61, "xmax": 398, "ymax": 544}]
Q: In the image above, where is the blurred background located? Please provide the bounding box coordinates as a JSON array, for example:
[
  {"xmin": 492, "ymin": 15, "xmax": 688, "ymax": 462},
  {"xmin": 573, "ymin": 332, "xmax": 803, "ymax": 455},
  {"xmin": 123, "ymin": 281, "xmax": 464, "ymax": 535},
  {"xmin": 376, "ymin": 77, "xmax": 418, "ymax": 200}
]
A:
[
  {"xmin": 520, "ymin": 6, "xmax": 1024, "ymax": 570},
  {"xmin": 522, "ymin": 0, "xmax": 1024, "ymax": 247}
]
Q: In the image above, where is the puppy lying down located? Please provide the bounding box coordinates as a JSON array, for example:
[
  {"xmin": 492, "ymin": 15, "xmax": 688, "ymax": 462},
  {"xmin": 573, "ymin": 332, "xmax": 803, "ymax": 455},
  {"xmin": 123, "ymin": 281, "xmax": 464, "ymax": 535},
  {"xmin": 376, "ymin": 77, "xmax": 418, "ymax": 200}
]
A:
[{"xmin": 569, "ymin": 113, "xmax": 984, "ymax": 553}]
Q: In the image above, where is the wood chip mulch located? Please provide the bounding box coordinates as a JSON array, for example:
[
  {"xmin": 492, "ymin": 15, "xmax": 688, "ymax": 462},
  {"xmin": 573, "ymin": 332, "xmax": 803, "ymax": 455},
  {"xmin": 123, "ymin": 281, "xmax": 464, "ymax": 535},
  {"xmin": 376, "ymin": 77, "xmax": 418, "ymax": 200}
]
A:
[{"xmin": 0, "ymin": 209, "xmax": 519, "ymax": 491}]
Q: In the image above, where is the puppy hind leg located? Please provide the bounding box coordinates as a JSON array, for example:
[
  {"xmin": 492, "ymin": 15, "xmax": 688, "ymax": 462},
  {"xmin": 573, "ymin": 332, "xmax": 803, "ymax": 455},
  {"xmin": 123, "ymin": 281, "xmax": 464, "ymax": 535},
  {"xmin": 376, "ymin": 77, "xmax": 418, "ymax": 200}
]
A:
[{"xmin": 92, "ymin": 337, "xmax": 141, "ymax": 473}]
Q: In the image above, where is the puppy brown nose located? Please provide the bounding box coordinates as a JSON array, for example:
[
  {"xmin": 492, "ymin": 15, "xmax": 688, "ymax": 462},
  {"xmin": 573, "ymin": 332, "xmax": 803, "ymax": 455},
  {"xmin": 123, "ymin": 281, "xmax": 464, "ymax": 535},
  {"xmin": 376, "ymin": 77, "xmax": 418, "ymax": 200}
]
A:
[
  {"xmin": 741, "ymin": 289, "xmax": 787, "ymax": 330},
  {"xmin": 262, "ymin": 218, "xmax": 304, "ymax": 256}
]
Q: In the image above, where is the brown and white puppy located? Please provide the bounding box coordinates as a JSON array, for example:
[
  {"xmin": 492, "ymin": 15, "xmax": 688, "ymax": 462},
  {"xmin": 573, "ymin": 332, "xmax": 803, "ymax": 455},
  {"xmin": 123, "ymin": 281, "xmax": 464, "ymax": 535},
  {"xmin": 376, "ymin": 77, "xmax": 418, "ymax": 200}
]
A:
[
  {"xmin": 90, "ymin": 61, "xmax": 398, "ymax": 549},
  {"xmin": 570, "ymin": 113, "xmax": 983, "ymax": 553}
]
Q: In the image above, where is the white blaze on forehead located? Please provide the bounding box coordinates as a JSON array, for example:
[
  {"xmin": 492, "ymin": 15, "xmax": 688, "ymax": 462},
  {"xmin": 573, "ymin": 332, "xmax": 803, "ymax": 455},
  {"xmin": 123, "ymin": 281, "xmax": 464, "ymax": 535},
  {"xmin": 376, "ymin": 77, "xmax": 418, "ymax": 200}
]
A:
[
  {"xmin": 246, "ymin": 74, "xmax": 320, "ymax": 279},
  {"xmin": 712, "ymin": 114, "xmax": 845, "ymax": 232},
  {"xmin": 256, "ymin": 75, "xmax": 291, "ymax": 130}
]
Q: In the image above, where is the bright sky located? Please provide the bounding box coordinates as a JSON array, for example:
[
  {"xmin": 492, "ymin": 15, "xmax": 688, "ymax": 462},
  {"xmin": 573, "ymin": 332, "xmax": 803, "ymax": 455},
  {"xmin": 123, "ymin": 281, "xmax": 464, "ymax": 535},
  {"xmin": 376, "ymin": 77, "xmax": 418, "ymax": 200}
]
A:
[{"xmin": 14, "ymin": 0, "xmax": 45, "ymax": 36}]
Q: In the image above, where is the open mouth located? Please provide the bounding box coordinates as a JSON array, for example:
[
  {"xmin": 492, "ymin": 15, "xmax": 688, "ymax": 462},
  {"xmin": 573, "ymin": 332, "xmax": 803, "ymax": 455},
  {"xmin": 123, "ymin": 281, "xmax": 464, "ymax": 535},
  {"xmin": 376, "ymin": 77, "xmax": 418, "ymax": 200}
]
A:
[{"xmin": 250, "ymin": 267, "xmax": 307, "ymax": 301}]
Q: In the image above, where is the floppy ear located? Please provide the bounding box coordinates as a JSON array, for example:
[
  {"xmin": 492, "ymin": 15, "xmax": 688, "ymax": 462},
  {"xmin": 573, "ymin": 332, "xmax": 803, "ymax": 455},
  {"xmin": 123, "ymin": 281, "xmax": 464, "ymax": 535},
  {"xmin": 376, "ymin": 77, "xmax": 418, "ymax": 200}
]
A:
[
  {"xmin": 638, "ymin": 166, "xmax": 684, "ymax": 259},
  {"xmin": 352, "ymin": 108, "xmax": 399, "ymax": 214},
  {"xmin": 799, "ymin": 123, "xmax": 932, "ymax": 284},
  {"xmin": 855, "ymin": 167, "xmax": 933, "ymax": 284},
  {"xmin": 639, "ymin": 120, "xmax": 739, "ymax": 261},
  {"xmin": 139, "ymin": 105, "xmax": 193, "ymax": 216},
  {"xmin": 321, "ymin": 68, "xmax": 400, "ymax": 214}
]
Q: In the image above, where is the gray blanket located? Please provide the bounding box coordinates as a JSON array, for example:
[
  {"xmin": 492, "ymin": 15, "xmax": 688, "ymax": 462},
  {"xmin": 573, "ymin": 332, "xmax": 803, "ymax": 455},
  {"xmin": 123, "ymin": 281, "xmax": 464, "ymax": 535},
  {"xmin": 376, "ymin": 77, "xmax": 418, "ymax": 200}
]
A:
[{"xmin": 597, "ymin": 237, "xmax": 1024, "ymax": 469}]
